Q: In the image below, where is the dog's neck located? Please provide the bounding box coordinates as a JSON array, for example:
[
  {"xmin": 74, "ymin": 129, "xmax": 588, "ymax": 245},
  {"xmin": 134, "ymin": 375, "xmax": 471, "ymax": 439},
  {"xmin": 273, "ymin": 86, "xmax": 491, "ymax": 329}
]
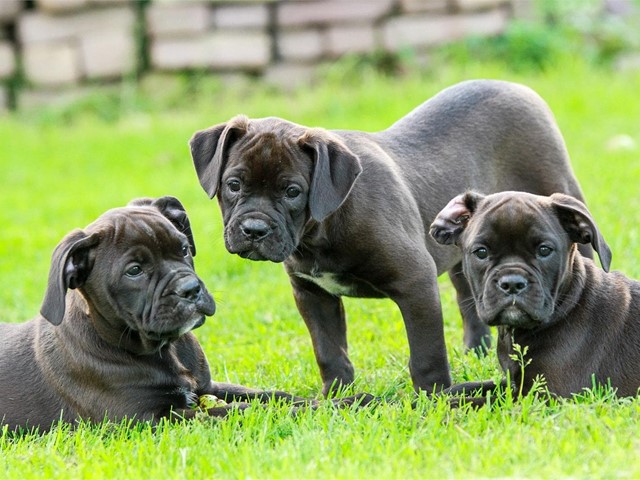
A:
[{"xmin": 66, "ymin": 291, "xmax": 168, "ymax": 356}]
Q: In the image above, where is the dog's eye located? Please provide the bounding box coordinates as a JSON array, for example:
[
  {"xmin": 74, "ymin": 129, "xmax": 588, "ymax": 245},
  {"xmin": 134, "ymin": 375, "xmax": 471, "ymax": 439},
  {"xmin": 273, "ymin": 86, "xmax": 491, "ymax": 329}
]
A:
[
  {"xmin": 125, "ymin": 265, "xmax": 143, "ymax": 277},
  {"xmin": 285, "ymin": 185, "xmax": 301, "ymax": 199},
  {"xmin": 181, "ymin": 245, "xmax": 190, "ymax": 257},
  {"xmin": 227, "ymin": 179, "xmax": 241, "ymax": 193},
  {"xmin": 537, "ymin": 245, "xmax": 553, "ymax": 257},
  {"xmin": 473, "ymin": 247, "xmax": 488, "ymax": 260}
]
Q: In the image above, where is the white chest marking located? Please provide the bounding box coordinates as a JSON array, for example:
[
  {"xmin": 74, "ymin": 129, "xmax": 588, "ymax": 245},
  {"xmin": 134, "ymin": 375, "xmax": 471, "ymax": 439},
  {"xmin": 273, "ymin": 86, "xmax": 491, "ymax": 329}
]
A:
[{"xmin": 294, "ymin": 272, "xmax": 354, "ymax": 296}]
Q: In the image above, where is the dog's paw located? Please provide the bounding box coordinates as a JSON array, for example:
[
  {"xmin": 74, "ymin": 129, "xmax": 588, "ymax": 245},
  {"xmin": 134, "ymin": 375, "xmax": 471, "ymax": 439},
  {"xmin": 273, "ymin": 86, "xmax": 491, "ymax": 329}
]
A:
[{"xmin": 197, "ymin": 394, "xmax": 228, "ymax": 410}]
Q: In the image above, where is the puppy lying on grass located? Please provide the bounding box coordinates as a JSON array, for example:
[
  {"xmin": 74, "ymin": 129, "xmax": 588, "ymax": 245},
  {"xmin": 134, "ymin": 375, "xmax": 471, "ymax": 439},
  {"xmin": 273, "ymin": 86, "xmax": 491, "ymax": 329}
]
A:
[
  {"xmin": 430, "ymin": 190, "xmax": 640, "ymax": 404},
  {"xmin": 0, "ymin": 196, "xmax": 373, "ymax": 433}
]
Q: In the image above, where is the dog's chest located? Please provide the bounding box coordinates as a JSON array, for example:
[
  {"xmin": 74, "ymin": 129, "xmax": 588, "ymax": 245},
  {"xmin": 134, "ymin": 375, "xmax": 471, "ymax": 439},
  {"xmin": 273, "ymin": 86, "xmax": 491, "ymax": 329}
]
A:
[
  {"xmin": 291, "ymin": 262, "xmax": 385, "ymax": 298},
  {"xmin": 294, "ymin": 272, "xmax": 356, "ymax": 296}
]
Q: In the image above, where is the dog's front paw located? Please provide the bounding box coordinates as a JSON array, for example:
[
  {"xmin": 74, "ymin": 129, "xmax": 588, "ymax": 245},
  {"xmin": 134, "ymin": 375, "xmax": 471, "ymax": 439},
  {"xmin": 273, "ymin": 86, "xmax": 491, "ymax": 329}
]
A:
[{"xmin": 197, "ymin": 394, "xmax": 227, "ymax": 410}]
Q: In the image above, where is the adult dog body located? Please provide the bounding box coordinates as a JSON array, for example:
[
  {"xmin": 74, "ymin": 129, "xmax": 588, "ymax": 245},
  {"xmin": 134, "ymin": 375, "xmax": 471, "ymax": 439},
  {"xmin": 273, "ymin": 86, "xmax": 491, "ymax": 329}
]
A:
[
  {"xmin": 0, "ymin": 197, "xmax": 300, "ymax": 432},
  {"xmin": 190, "ymin": 80, "xmax": 588, "ymax": 395},
  {"xmin": 431, "ymin": 191, "xmax": 640, "ymax": 399}
]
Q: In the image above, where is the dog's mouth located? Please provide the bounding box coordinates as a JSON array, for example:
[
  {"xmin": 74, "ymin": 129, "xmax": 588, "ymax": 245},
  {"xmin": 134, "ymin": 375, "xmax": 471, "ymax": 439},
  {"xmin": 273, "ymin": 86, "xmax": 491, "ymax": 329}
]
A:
[
  {"xmin": 488, "ymin": 305, "xmax": 539, "ymax": 329},
  {"xmin": 225, "ymin": 219, "xmax": 294, "ymax": 263},
  {"xmin": 144, "ymin": 315, "xmax": 206, "ymax": 341},
  {"xmin": 232, "ymin": 243, "xmax": 290, "ymax": 263},
  {"xmin": 238, "ymin": 249, "xmax": 269, "ymax": 261}
]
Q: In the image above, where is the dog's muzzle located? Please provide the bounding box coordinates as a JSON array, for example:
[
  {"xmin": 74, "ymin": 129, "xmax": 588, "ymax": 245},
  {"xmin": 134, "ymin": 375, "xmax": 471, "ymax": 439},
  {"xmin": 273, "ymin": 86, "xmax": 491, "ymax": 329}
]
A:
[
  {"xmin": 144, "ymin": 275, "xmax": 216, "ymax": 342},
  {"xmin": 225, "ymin": 214, "xmax": 292, "ymax": 263},
  {"xmin": 240, "ymin": 218, "xmax": 272, "ymax": 242},
  {"xmin": 483, "ymin": 268, "xmax": 546, "ymax": 328}
]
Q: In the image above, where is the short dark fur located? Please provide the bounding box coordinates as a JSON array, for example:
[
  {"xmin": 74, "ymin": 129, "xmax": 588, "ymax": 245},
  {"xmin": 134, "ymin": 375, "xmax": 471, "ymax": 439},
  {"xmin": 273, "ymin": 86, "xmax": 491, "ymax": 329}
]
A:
[
  {"xmin": 431, "ymin": 191, "xmax": 640, "ymax": 402},
  {"xmin": 190, "ymin": 80, "xmax": 590, "ymax": 395},
  {"xmin": 2, "ymin": 197, "xmax": 356, "ymax": 432}
]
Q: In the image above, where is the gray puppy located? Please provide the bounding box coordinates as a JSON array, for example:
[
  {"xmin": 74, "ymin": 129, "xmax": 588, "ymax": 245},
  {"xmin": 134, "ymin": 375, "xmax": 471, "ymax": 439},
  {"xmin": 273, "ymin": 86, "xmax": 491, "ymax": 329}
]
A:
[
  {"xmin": 431, "ymin": 191, "xmax": 640, "ymax": 401},
  {"xmin": 190, "ymin": 80, "xmax": 589, "ymax": 395},
  {"xmin": 0, "ymin": 197, "xmax": 326, "ymax": 432}
]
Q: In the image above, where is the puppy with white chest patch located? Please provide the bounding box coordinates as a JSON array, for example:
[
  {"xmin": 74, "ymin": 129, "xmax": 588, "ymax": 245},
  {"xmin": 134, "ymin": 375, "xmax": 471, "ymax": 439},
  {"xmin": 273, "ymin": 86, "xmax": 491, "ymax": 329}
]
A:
[
  {"xmin": 190, "ymin": 80, "xmax": 593, "ymax": 396},
  {"xmin": 431, "ymin": 191, "xmax": 640, "ymax": 401}
]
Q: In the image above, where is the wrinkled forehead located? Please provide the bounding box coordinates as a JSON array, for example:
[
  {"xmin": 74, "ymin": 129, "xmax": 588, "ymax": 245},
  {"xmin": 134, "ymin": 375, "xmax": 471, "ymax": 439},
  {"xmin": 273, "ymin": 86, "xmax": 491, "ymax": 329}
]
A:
[
  {"xmin": 87, "ymin": 207, "xmax": 184, "ymax": 251},
  {"xmin": 465, "ymin": 195, "xmax": 562, "ymax": 245},
  {"xmin": 225, "ymin": 120, "xmax": 310, "ymax": 179}
]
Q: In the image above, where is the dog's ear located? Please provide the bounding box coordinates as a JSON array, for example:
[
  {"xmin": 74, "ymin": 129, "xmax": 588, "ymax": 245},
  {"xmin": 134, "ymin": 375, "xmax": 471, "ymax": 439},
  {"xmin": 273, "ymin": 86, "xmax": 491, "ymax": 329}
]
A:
[
  {"xmin": 189, "ymin": 115, "xmax": 249, "ymax": 198},
  {"xmin": 550, "ymin": 193, "xmax": 612, "ymax": 272},
  {"xmin": 40, "ymin": 230, "xmax": 100, "ymax": 326},
  {"xmin": 430, "ymin": 192, "xmax": 484, "ymax": 246},
  {"xmin": 129, "ymin": 196, "xmax": 197, "ymax": 256},
  {"xmin": 298, "ymin": 129, "xmax": 363, "ymax": 222}
]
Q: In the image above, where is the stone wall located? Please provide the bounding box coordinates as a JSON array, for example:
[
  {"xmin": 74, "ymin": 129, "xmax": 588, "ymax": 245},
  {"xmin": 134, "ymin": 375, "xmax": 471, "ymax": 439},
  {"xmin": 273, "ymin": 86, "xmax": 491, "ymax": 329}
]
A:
[{"xmin": 0, "ymin": 0, "xmax": 521, "ymax": 112}]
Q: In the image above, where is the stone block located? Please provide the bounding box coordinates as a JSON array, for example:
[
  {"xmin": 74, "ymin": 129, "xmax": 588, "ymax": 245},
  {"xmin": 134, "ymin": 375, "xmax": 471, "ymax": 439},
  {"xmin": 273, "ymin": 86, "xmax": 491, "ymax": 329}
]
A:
[
  {"xmin": 263, "ymin": 62, "xmax": 318, "ymax": 90},
  {"xmin": 382, "ymin": 9, "xmax": 507, "ymax": 50},
  {"xmin": 23, "ymin": 41, "xmax": 81, "ymax": 86},
  {"xmin": 614, "ymin": 53, "xmax": 640, "ymax": 72},
  {"xmin": 212, "ymin": 3, "xmax": 269, "ymax": 29},
  {"xmin": 151, "ymin": 31, "xmax": 271, "ymax": 71},
  {"xmin": 146, "ymin": 2, "xmax": 212, "ymax": 37},
  {"xmin": 80, "ymin": 28, "xmax": 136, "ymax": 79},
  {"xmin": 278, "ymin": 28, "xmax": 324, "ymax": 61},
  {"xmin": 451, "ymin": 0, "xmax": 507, "ymax": 11},
  {"xmin": 36, "ymin": 0, "xmax": 89, "ymax": 14},
  {"xmin": 325, "ymin": 24, "xmax": 376, "ymax": 57},
  {"xmin": 398, "ymin": 0, "xmax": 449, "ymax": 13},
  {"xmin": 0, "ymin": 40, "xmax": 16, "ymax": 78},
  {"xmin": 458, "ymin": 8, "xmax": 508, "ymax": 36},
  {"xmin": 18, "ymin": 6, "xmax": 135, "ymax": 44},
  {"xmin": 0, "ymin": 0, "xmax": 21, "ymax": 24},
  {"xmin": 511, "ymin": 0, "xmax": 536, "ymax": 19},
  {"xmin": 277, "ymin": 0, "xmax": 394, "ymax": 27}
]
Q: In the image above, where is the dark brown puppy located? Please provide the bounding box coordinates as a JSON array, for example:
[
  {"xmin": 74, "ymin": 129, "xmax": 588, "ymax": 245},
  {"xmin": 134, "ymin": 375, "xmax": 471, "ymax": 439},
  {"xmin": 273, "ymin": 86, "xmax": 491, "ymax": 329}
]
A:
[
  {"xmin": 190, "ymin": 80, "xmax": 590, "ymax": 395},
  {"xmin": 0, "ymin": 197, "xmax": 358, "ymax": 433},
  {"xmin": 430, "ymin": 191, "xmax": 640, "ymax": 402}
]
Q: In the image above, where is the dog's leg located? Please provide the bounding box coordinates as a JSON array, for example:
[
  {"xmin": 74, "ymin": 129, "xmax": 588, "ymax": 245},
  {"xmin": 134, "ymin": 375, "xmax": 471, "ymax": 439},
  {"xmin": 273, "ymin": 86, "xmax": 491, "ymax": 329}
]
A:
[
  {"xmin": 386, "ymin": 255, "xmax": 452, "ymax": 392},
  {"xmin": 443, "ymin": 380, "xmax": 502, "ymax": 396},
  {"xmin": 448, "ymin": 262, "xmax": 492, "ymax": 353},
  {"xmin": 289, "ymin": 276, "xmax": 354, "ymax": 397},
  {"xmin": 201, "ymin": 383, "xmax": 377, "ymax": 413},
  {"xmin": 442, "ymin": 379, "xmax": 509, "ymax": 408},
  {"xmin": 207, "ymin": 382, "xmax": 308, "ymax": 404}
]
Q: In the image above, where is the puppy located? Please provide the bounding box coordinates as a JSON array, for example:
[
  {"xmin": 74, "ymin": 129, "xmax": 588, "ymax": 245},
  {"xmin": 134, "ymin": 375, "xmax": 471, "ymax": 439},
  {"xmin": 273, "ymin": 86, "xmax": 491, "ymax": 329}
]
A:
[
  {"xmin": 430, "ymin": 191, "xmax": 640, "ymax": 401},
  {"xmin": 190, "ymin": 80, "xmax": 591, "ymax": 395},
  {"xmin": 0, "ymin": 197, "xmax": 369, "ymax": 432}
]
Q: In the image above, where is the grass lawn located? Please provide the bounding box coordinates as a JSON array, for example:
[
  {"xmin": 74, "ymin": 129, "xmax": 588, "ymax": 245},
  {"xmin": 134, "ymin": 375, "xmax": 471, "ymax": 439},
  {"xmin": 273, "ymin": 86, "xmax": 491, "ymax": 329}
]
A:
[{"xmin": 1, "ymin": 58, "xmax": 640, "ymax": 478}]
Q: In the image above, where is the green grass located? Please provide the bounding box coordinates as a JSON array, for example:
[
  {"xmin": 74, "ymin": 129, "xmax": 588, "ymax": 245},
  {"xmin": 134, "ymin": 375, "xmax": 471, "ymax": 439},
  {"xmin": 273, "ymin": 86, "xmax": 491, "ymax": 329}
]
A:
[{"xmin": 2, "ymin": 59, "xmax": 640, "ymax": 478}]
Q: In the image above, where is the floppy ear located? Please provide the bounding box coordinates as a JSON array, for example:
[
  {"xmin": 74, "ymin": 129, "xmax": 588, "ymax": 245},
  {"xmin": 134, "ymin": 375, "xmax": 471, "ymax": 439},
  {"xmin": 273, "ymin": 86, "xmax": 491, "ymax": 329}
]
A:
[
  {"xmin": 189, "ymin": 115, "xmax": 249, "ymax": 198},
  {"xmin": 40, "ymin": 230, "xmax": 100, "ymax": 326},
  {"xmin": 550, "ymin": 193, "xmax": 612, "ymax": 272},
  {"xmin": 298, "ymin": 129, "xmax": 363, "ymax": 222},
  {"xmin": 128, "ymin": 196, "xmax": 197, "ymax": 256},
  {"xmin": 430, "ymin": 192, "xmax": 485, "ymax": 246}
]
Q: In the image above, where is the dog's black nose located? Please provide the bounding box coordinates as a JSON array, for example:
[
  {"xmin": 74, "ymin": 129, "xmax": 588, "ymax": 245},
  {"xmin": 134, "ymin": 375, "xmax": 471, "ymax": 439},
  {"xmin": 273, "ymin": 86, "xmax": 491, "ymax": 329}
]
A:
[
  {"xmin": 240, "ymin": 218, "xmax": 271, "ymax": 241},
  {"xmin": 497, "ymin": 274, "xmax": 528, "ymax": 295},
  {"xmin": 176, "ymin": 278, "xmax": 202, "ymax": 301}
]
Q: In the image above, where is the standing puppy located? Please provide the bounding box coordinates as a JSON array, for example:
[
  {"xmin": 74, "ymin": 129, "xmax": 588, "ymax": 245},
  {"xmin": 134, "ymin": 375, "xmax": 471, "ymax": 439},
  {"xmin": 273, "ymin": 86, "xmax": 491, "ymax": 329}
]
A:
[
  {"xmin": 190, "ymin": 80, "xmax": 589, "ymax": 395},
  {"xmin": 431, "ymin": 191, "xmax": 640, "ymax": 400}
]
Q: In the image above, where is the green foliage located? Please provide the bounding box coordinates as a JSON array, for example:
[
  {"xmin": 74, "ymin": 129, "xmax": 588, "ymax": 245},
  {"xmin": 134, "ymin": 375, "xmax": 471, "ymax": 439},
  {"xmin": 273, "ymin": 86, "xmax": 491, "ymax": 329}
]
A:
[
  {"xmin": 2, "ymin": 60, "xmax": 640, "ymax": 477},
  {"xmin": 441, "ymin": 0, "xmax": 640, "ymax": 71}
]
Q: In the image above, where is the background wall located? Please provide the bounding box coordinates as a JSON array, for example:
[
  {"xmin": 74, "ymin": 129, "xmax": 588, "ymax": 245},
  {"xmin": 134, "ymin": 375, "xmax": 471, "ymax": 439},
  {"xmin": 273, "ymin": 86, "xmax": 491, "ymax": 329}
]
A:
[{"xmin": 0, "ymin": 0, "xmax": 530, "ymax": 112}]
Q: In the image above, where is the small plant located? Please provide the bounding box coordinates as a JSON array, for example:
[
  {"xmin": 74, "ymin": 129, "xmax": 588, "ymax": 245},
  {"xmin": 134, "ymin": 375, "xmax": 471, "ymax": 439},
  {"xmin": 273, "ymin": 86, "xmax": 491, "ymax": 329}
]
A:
[{"xmin": 509, "ymin": 342, "xmax": 532, "ymax": 399}]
